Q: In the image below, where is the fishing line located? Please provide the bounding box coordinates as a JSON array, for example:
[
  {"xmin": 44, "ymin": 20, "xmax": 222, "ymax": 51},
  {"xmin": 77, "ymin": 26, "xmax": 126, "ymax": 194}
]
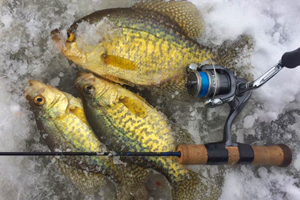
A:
[{"xmin": 209, "ymin": 57, "xmax": 218, "ymax": 101}]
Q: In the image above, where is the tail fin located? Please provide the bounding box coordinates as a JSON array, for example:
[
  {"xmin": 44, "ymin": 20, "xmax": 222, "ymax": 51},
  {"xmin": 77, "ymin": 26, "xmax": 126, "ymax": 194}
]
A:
[
  {"xmin": 171, "ymin": 170, "xmax": 203, "ymax": 200},
  {"xmin": 215, "ymin": 35, "xmax": 254, "ymax": 80},
  {"xmin": 117, "ymin": 183, "xmax": 148, "ymax": 200},
  {"xmin": 57, "ymin": 159, "xmax": 107, "ymax": 194},
  {"xmin": 171, "ymin": 170, "xmax": 222, "ymax": 200},
  {"xmin": 116, "ymin": 165, "xmax": 150, "ymax": 200}
]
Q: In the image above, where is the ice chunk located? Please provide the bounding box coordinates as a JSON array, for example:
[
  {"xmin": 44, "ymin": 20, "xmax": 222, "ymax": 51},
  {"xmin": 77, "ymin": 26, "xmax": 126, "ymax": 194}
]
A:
[
  {"xmin": 243, "ymin": 115, "xmax": 255, "ymax": 129},
  {"xmin": 49, "ymin": 77, "xmax": 60, "ymax": 87},
  {"xmin": 9, "ymin": 103, "xmax": 20, "ymax": 114},
  {"xmin": 76, "ymin": 18, "xmax": 122, "ymax": 53},
  {"xmin": 293, "ymin": 153, "xmax": 300, "ymax": 171},
  {"xmin": 112, "ymin": 156, "xmax": 126, "ymax": 166}
]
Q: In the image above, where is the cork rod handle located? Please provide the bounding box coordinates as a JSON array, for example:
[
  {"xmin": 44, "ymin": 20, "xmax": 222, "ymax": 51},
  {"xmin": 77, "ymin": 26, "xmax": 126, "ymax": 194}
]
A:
[
  {"xmin": 251, "ymin": 144, "xmax": 292, "ymax": 167},
  {"xmin": 177, "ymin": 144, "xmax": 292, "ymax": 167}
]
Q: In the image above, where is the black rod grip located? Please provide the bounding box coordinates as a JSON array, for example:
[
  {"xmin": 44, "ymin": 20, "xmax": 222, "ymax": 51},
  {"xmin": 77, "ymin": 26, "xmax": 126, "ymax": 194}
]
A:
[{"xmin": 281, "ymin": 47, "xmax": 300, "ymax": 68}]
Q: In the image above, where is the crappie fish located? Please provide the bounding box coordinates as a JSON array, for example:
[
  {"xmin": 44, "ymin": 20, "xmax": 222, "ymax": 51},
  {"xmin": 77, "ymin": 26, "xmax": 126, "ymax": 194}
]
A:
[
  {"xmin": 25, "ymin": 80, "xmax": 149, "ymax": 200},
  {"xmin": 74, "ymin": 73, "xmax": 221, "ymax": 200},
  {"xmin": 52, "ymin": 0, "xmax": 252, "ymax": 98}
]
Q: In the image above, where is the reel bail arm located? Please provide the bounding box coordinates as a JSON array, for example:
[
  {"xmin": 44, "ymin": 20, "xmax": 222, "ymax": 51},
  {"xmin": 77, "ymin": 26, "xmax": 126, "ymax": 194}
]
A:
[{"xmin": 238, "ymin": 47, "xmax": 300, "ymax": 94}]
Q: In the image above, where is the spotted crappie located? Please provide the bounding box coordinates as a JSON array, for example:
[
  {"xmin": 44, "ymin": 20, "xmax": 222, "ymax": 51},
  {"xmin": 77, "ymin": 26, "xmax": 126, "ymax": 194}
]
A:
[
  {"xmin": 52, "ymin": 1, "xmax": 252, "ymax": 98},
  {"xmin": 74, "ymin": 73, "xmax": 221, "ymax": 200},
  {"xmin": 25, "ymin": 80, "xmax": 149, "ymax": 200}
]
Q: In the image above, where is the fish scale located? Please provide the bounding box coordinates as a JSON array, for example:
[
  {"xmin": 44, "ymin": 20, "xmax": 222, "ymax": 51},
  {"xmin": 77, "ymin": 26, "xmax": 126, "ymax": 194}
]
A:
[
  {"xmin": 39, "ymin": 99, "xmax": 120, "ymax": 177},
  {"xmin": 104, "ymin": 28, "xmax": 209, "ymax": 86},
  {"xmin": 74, "ymin": 73, "xmax": 219, "ymax": 200},
  {"xmin": 53, "ymin": 1, "xmax": 252, "ymax": 100},
  {"xmin": 53, "ymin": 2, "xmax": 216, "ymax": 96},
  {"xmin": 25, "ymin": 81, "xmax": 150, "ymax": 200},
  {"xmin": 101, "ymin": 109, "xmax": 185, "ymax": 181}
]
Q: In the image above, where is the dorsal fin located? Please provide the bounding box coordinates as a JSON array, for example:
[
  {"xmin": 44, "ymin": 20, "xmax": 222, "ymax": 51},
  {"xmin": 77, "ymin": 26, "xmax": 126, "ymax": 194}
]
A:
[
  {"xmin": 133, "ymin": 0, "xmax": 205, "ymax": 40},
  {"xmin": 215, "ymin": 35, "xmax": 254, "ymax": 80}
]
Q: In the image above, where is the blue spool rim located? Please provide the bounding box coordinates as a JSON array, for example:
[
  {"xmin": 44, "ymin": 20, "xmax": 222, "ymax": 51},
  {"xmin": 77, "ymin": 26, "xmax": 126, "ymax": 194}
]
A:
[{"xmin": 199, "ymin": 72, "xmax": 209, "ymax": 97}]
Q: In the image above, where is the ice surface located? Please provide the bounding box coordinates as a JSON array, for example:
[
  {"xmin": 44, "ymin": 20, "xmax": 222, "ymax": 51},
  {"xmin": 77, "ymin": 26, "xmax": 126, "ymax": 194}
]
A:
[{"xmin": 0, "ymin": 0, "xmax": 300, "ymax": 199}]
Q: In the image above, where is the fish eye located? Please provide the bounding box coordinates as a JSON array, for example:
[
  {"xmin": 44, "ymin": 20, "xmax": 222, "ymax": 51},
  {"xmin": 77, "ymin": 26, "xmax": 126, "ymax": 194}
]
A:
[
  {"xmin": 83, "ymin": 85, "xmax": 95, "ymax": 94},
  {"xmin": 67, "ymin": 31, "xmax": 74, "ymax": 42},
  {"xmin": 34, "ymin": 95, "xmax": 45, "ymax": 106}
]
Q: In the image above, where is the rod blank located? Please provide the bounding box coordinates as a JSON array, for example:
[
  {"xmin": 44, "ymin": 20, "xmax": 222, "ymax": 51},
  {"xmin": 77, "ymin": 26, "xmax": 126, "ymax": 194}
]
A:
[{"xmin": 0, "ymin": 152, "xmax": 181, "ymax": 157}]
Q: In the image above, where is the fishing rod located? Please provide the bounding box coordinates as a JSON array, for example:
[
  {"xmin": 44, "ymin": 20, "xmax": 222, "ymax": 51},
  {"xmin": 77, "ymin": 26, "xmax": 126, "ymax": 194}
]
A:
[
  {"xmin": 1, "ymin": 48, "xmax": 299, "ymax": 167},
  {"xmin": 0, "ymin": 144, "xmax": 291, "ymax": 167}
]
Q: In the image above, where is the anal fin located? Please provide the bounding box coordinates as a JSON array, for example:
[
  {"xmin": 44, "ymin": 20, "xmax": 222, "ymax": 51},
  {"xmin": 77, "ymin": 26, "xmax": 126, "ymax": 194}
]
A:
[{"xmin": 57, "ymin": 159, "xmax": 107, "ymax": 195}]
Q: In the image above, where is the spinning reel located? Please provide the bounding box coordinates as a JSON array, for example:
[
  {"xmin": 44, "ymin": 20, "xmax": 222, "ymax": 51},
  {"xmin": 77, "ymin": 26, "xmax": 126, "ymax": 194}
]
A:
[{"xmin": 179, "ymin": 48, "xmax": 300, "ymax": 166}]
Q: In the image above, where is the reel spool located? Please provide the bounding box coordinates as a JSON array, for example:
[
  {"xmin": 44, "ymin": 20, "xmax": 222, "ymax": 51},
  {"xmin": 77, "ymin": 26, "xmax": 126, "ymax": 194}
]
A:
[{"xmin": 186, "ymin": 65, "xmax": 235, "ymax": 106}]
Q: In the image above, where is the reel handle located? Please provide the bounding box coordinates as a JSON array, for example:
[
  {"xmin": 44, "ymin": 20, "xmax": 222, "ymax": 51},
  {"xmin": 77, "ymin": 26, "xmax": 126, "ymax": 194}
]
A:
[
  {"xmin": 177, "ymin": 144, "xmax": 292, "ymax": 167},
  {"xmin": 281, "ymin": 47, "xmax": 300, "ymax": 69}
]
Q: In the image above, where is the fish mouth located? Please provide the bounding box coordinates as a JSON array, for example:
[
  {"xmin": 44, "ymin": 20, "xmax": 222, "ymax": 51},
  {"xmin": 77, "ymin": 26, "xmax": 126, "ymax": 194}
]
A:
[
  {"xmin": 51, "ymin": 29, "xmax": 61, "ymax": 43},
  {"xmin": 51, "ymin": 29, "xmax": 67, "ymax": 51}
]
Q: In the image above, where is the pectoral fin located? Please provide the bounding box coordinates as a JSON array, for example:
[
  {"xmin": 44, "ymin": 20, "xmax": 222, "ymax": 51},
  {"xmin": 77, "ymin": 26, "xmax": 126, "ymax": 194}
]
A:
[
  {"xmin": 102, "ymin": 54, "xmax": 138, "ymax": 70},
  {"xmin": 120, "ymin": 96, "xmax": 148, "ymax": 119},
  {"xmin": 63, "ymin": 94, "xmax": 90, "ymax": 124}
]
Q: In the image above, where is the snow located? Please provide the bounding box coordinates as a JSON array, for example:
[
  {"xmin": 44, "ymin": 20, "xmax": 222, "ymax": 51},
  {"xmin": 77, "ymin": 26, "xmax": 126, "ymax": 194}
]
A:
[
  {"xmin": 286, "ymin": 184, "xmax": 300, "ymax": 200},
  {"xmin": 76, "ymin": 18, "xmax": 122, "ymax": 53},
  {"xmin": 49, "ymin": 77, "xmax": 60, "ymax": 87},
  {"xmin": 243, "ymin": 115, "xmax": 255, "ymax": 129},
  {"xmin": 0, "ymin": 0, "xmax": 299, "ymax": 200}
]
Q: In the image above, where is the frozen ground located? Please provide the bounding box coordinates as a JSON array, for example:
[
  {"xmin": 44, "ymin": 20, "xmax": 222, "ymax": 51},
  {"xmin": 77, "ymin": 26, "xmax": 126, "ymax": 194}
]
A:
[{"xmin": 0, "ymin": 0, "xmax": 299, "ymax": 199}]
